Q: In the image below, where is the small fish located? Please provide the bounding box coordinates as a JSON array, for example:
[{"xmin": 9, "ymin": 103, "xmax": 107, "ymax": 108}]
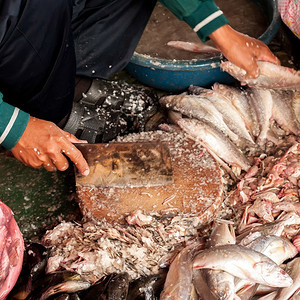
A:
[
  {"xmin": 106, "ymin": 273, "xmax": 129, "ymax": 300},
  {"xmin": 236, "ymin": 235, "xmax": 298, "ymax": 297},
  {"xmin": 273, "ymin": 257, "xmax": 300, "ymax": 300},
  {"xmin": 192, "ymin": 269, "xmax": 218, "ymax": 300},
  {"xmin": 193, "ymin": 244, "xmax": 293, "ymax": 287},
  {"xmin": 39, "ymin": 281, "xmax": 91, "ymax": 300},
  {"xmin": 167, "ymin": 40, "xmax": 220, "ymax": 55},
  {"xmin": 246, "ymin": 88, "xmax": 273, "ymax": 147},
  {"xmin": 171, "ymin": 114, "xmax": 251, "ymax": 171},
  {"xmin": 80, "ymin": 274, "xmax": 115, "ymax": 300},
  {"xmin": 246, "ymin": 235, "xmax": 298, "ymax": 265},
  {"xmin": 25, "ymin": 271, "xmax": 87, "ymax": 300},
  {"xmin": 212, "ymin": 83, "xmax": 259, "ymax": 137},
  {"xmin": 160, "ymin": 241, "xmax": 202, "ymax": 299},
  {"xmin": 220, "ymin": 61, "xmax": 300, "ymax": 89},
  {"xmin": 159, "ymin": 93, "xmax": 239, "ymax": 143},
  {"xmin": 202, "ymin": 269, "xmax": 237, "ymax": 300},
  {"xmin": 237, "ymin": 212, "xmax": 300, "ymax": 244},
  {"xmin": 188, "ymin": 86, "xmax": 255, "ymax": 146},
  {"xmin": 203, "ymin": 221, "xmax": 238, "ymax": 300},
  {"xmin": 271, "ymin": 90, "xmax": 300, "ymax": 135},
  {"xmin": 127, "ymin": 271, "xmax": 167, "ymax": 300}
]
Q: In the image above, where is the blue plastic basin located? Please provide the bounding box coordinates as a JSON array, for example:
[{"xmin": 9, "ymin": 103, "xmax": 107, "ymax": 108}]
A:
[{"xmin": 125, "ymin": 0, "xmax": 281, "ymax": 92}]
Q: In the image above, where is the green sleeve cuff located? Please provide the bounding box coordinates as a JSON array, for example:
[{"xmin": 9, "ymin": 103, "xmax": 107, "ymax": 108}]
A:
[
  {"xmin": 159, "ymin": 0, "xmax": 229, "ymax": 42},
  {"xmin": 183, "ymin": 1, "xmax": 229, "ymax": 42},
  {"xmin": 0, "ymin": 93, "xmax": 30, "ymax": 150}
]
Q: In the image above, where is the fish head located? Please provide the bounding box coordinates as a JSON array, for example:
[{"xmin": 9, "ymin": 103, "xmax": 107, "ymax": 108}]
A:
[{"xmin": 253, "ymin": 261, "xmax": 293, "ymax": 287}]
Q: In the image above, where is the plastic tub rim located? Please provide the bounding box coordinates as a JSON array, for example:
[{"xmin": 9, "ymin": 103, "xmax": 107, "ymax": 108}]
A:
[{"xmin": 130, "ymin": 0, "xmax": 281, "ymax": 72}]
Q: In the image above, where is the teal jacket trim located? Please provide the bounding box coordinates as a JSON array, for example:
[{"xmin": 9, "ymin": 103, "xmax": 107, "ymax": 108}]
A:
[
  {"xmin": 159, "ymin": 0, "xmax": 229, "ymax": 41},
  {"xmin": 0, "ymin": 92, "xmax": 30, "ymax": 150}
]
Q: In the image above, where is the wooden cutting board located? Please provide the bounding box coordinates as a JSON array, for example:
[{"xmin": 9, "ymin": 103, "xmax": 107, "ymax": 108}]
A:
[{"xmin": 76, "ymin": 130, "xmax": 224, "ymax": 224}]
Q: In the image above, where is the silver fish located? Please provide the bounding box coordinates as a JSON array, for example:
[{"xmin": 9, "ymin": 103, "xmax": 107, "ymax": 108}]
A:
[
  {"xmin": 246, "ymin": 235, "xmax": 298, "ymax": 265},
  {"xmin": 193, "ymin": 244, "xmax": 293, "ymax": 287},
  {"xmin": 159, "ymin": 93, "xmax": 239, "ymax": 143},
  {"xmin": 160, "ymin": 241, "xmax": 202, "ymax": 300},
  {"xmin": 212, "ymin": 83, "xmax": 259, "ymax": 137},
  {"xmin": 220, "ymin": 61, "xmax": 300, "ymax": 90},
  {"xmin": 172, "ymin": 114, "xmax": 251, "ymax": 171},
  {"xmin": 246, "ymin": 88, "xmax": 273, "ymax": 147},
  {"xmin": 203, "ymin": 221, "xmax": 237, "ymax": 300},
  {"xmin": 167, "ymin": 40, "xmax": 220, "ymax": 55},
  {"xmin": 235, "ymin": 235, "xmax": 298, "ymax": 297},
  {"xmin": 274, "ymin": 257, "xmax": 300, "ymax": 300},
  {"xmin": 237, "ymin": 212, "xmax": 300, "ymax": 244},
  {"xmin": 40, "ymin": 281, "xmax": 91, "ymax": 300},
  {"xmin": 271, "ymin": 90, "xmax": 300, "ymax": 135},
  {"xmin": 202, "ymin": 270, "xmax": 237, "ymax": 300},
  {"xmin": 188, "ymin": 86, "xmax": 255, "ymax": 146},
  {"xmin": 192, "ymin": 269, "xmax": 217, "ymax": 300}
]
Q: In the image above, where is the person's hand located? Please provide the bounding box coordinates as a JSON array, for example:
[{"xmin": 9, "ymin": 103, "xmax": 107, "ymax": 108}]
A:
[
  {"xmin": 209, "ymin": 24, "xmax": 280, "ymax": 79},
  {"xmin": 10, "ymin": 116, "xmax": 90, "ymax": 175}
]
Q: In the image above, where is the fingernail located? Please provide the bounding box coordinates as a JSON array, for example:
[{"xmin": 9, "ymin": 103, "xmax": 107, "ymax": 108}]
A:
[{"xmin": 82, "ymin": 169, "xmax": 90, "ymax": 176}]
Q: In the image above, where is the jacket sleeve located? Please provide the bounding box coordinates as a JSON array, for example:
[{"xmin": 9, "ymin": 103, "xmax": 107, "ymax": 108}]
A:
[
  {"xmin": 159, "ymin": 0, "xmax": 229, "ymax": 41},
  {"xmin": 0, "ymin": 92, "xmax": 30, "ymax": 150}
]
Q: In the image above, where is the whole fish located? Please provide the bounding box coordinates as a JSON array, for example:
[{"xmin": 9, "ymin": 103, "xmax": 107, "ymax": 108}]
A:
[
  {"xmin": 159, "ymin": 93, "xmax": 239, "ymax": 143},
  {"xmin": 220, "ymin": 61, "xmax": 300, "ymax": 90},
  {"xmin": 246, "ymin": 235, "xmax": 298, "ymax": 265},
  {"xmin": 203, "ymin": 221, "xmax": 238, "ymax": 300},
  {"xmin": 237, "ymin": 212, "xmax": 300, "ymax": 244},
  {"xmin": 171, "ymin": 113, "xmax": 251, "ymax": 171},
  {"xmin": 106, "ymin": 273, "xmax": 129, "ymax": 300},
  {"xmin": 127, "ymin": 271, "xmax": 167, "ymax": 300},
  {"xmin": 246, "ymin": 88, "xmax": 273, "ymax": 147},
  {"xmin": 39, "ymin": 281, "xmax": 91, "ymax": 300},
  {"xmin": 193, "ymin": 244, "xmax": 293, "ymax": 287},
  {"xmin": 212, "ymin": 83, "xmax": 259, "ymax": 137},
  {"xmin": 235, "ymin": 235, "xmax": 298, "ymax": 297},
  {"xmin": 167, "ymin": 40, "xmax": 220, "ymax": 55},
  {"xmin": 271, "ymin": 90, "xmax": 300, "ymax": 135},
  {"xmin": 160, "ymin": 241, "xmax": 202, "ymax": 300},
  {"xmin": 192, "ymin": 269, "xmax": 217, "ymax": 300},
  {"xmin": 188, "ymin": 86, "xmax": 255, "ymax": 146},
  {"xmin": 273, "ymin": 257, "xmax": 300, "ymax": 300}
]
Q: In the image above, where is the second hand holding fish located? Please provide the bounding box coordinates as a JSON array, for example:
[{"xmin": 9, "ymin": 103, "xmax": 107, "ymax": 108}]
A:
[{"xmin": 209, "ymin": 24, "xmax": 280, "ymax": 80}]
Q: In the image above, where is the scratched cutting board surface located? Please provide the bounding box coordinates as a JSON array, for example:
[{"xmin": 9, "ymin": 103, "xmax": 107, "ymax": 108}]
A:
[{"xmin": 76, "ymin": 130, "xmax": 224, "ymax": 224}]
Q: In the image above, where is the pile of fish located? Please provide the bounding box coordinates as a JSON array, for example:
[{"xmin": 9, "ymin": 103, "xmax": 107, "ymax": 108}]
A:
[
  {"xmin": 8, "ymin": 62, "xmax": 300, "ymax": 299},
  {"xmin": 159, "ymin": 61, "xmax": 300, "ymax": 177},
  {"xmin": 160, "ymin": 218, "xmax": 300, "ymax": 299}
]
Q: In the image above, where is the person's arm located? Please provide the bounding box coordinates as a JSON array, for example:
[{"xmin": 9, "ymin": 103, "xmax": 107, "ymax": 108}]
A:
[
  {"xmin": 159, "ymin": 0, "xmax": 228, "ymax": 42},
  {"xmin": 0, "ymin": 92, "xmax": 30, "ymax": 150},
  {"xmin": 0, "ymin": 92, "xmax": 89, "ymax": 175},
  {"xmin": 159, "ymin": 0, "xmax": 280, "ymax": 78}
]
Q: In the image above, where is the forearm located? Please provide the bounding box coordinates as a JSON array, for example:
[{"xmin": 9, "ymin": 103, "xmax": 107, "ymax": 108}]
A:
[
  {"xmin": 159, "ymin": 0, "xmax": 229, "ymax": 41},
  {"xmin": 0, "ymin": 92, "xmax": 30, "ymax": 150}
]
